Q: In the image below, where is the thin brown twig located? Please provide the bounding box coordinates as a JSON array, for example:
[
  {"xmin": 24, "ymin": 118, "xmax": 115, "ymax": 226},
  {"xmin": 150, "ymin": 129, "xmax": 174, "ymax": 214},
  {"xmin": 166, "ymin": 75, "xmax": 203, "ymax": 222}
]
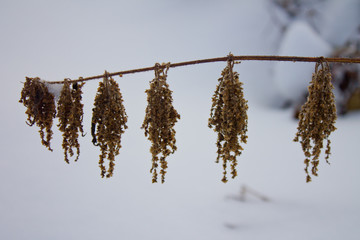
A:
[{"xmin": 45, "ymin": 55, "xmax": 360, "ymax": 84}]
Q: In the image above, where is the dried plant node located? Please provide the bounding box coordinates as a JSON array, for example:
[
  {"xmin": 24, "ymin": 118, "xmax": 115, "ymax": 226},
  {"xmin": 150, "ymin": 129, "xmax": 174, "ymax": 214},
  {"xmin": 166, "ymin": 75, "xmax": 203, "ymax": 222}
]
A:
[
  {"xmin": 91, "ymin": 72, "xmax": 128, "ymax": 178},
  {"xmin": 208, "ymin": 54, "xmax": 248, "ymax": 183},
  {"xmin": 57, "ymin": 79, "xmax": 85, "ymax": 163},
  {"xmin": 141, "ymin": 63, "xmax": 180, "ymax": 183},
  {"xmin": 294, "ymin": 60, "xmax": 337, "ymax": 182},
  {"xmin": 19, "ymin": 77, "xmax": 56, "ymax": 151}
]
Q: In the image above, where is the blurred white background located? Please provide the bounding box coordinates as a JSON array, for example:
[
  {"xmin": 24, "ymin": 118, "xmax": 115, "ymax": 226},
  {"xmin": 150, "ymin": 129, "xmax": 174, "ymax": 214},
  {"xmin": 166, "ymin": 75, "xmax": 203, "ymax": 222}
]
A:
[{"xmin": 1, "ymin": 0, "xmax": 359, "ymax": 239}]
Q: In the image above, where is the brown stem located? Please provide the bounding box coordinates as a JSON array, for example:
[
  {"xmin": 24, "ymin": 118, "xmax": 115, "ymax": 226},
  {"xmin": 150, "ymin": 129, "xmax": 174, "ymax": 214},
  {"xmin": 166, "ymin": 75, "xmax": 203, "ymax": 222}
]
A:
[{"xmin": 44, "ymin": 55, "xmax": 360, "ymax": 84}]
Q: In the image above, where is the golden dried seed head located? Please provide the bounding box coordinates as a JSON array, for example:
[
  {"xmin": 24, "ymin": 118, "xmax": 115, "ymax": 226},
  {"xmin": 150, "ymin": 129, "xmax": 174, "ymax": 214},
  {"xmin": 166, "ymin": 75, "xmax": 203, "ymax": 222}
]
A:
[
  {"xmin": 209, "ymin": 54, "xmax": 248, "ymax": 183},
  {"xmin": 91, "ymin": 72, "xmax": 128, "ymax": 178},
  {"xmin": 19, "ymin": 77, "xmax": 56, "ymax": 151},
  {"xmin": 141, "ymin": 63, "xmax": 180, "ymax": 183},
  {"xmin": 294, "ymin": 60, "xmax": 337, "ymax": 182},
  {"xmin": 57, "ymin": 79, "xmax": 85, "ymax": 163}
]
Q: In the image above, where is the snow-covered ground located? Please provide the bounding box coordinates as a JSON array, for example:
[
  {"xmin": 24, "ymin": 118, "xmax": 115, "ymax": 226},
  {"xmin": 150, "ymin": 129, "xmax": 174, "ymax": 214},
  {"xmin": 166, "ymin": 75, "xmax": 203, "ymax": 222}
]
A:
[{"xmin": 0, "ymin": 1, "xmax": 359, "ymax": 239}]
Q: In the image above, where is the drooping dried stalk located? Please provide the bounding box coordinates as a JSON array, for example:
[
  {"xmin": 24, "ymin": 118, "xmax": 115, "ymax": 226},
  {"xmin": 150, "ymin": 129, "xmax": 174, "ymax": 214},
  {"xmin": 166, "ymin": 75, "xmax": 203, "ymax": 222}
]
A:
[
  {"xmin": 46, "ymin": 56, "xmax": 360, "ymax": 84},
  {"xmin": 91, "ymin": 72, "xmax": 128, "ymax": 178},
  {"xmin": 57, "ymin": 79, "xmax": 85, "ymax": 163},
  {"xmin": 294, "ymin": 60, "xmax": 337, "ymax": 182},
  {"xmin": 19, "ymin": 77, "xmax": 56, "ymax": 151},
  {"xmin": 209, "ymin": 55, "xmax": 248, "ymax": 183},
  {"xmin": 141, "ymin": 63, "xmax": 181, "ymax": 183}
]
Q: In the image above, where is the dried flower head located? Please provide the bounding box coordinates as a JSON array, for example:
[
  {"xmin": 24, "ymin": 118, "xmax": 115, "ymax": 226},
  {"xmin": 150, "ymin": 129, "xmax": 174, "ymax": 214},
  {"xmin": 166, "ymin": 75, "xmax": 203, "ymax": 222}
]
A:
[
  {"xmin": 57, "ymin": 79, "xmax": 85, "ymax": 163},
  {"xmin": 19, "ymin": 77, "xmax": 56, "ymax": 151},
  {"xmin": 208, "ymin": 55, "xmax": 248, "ymax": 183},
  {"xmin": 91, "ymin": 72, "xmax": 128, "ymax": 178},
  {"xmin": 141, "ymin": 63, "xmax": 181, "ymax": 183},
  {"xmin": 294, "ymin": 59, "xmax": 337, "ymax": 182}
]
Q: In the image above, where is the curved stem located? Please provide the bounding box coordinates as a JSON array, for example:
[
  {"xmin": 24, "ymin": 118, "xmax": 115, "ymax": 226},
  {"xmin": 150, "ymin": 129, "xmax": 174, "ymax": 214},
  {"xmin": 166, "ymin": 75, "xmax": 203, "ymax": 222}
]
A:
[{"xmin": 44, "ymin": 55, "xmax": 360, "ymax": 84}]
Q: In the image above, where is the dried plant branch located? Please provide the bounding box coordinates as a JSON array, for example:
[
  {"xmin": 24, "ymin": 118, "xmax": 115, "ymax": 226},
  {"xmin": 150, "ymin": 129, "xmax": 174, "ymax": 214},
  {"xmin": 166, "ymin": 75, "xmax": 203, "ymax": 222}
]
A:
[
  {"xmin": 57, "ymin": 79, "xmax": 85, "ymax": 163},
  {"xmin": 45, "ymin": 55, "xmax": 360, "ymax": 84},
  {"xmin": 19, "ymin": 77, "xmax": 56, "ymax": 151},
  {"xmin": 209, "ymin": 54, "xmax": 248, "ymax": 183},
  {"xmin": 141, "ymin": 63, "xmax": 180, "ymax": 183},
  {"xmin": 294, "ymin": 59, "xmax": 337, "ymax": 182},
  {"xmin": 20, "ymin": 54, "xmax": 356, "ymax": 183},
  {"xmin": 91, "ymin": 72, "xmax": 128, "ymax": 178}
]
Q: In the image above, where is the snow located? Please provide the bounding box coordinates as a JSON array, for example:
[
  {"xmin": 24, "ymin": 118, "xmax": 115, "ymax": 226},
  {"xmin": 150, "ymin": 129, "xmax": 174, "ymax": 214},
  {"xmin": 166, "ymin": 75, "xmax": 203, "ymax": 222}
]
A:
[
  {"xmin": 273, "ymin": 20, "xmax": 332, "ymax": 103},
  {"xmin": 1, "ymin": 1, "xmax": 360, "ymax": 240},
  {"xmin": 45, "ymin": 82, "xmax": 63, "ymax": 102}
]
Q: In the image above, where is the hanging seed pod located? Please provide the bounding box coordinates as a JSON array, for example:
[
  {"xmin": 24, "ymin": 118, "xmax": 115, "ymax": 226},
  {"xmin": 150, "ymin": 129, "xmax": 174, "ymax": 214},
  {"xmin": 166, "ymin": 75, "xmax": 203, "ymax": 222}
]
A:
[
  {"xmin": 294, "ymin": 59, "xmax": 337, "ymax": 182},
  {"xmin": 208, "ymin": 54, "xmax": 248, "ymax": 183},
  {"xmin": 19, "ymin": 77, "xmax": 56, "ymax": 151},
  {"xmin": 57, "ymin": 79, "xmax": 85, "ymax": 163},
  {"xmin": 141, "ymin": 63, "xmax": 180, "ymax": 183},
  {"xmin": 91, "ymin": 72, "xmax": 128, "ymax": 178}
]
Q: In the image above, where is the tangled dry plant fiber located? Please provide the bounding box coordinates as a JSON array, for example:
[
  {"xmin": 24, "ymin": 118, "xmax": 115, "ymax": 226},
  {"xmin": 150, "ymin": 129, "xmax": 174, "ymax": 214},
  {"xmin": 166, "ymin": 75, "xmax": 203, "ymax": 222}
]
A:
[
  {"xmin": 294, "ymin": 59, "xmax": 337, "ymax": 182},
  {"xmin": 91, "ymin": 72, "xmax": 128, "ymax": 178},
  {"xmin": 141, "ymin": 63, "xmax": 181, "ymax": 183},
  {"xmin": 57, "ymin": 79, "xmax": 85, "ymax": 163},
  {"xmin": 19, "ymin": 77, "xmax": 56, "ymax": 151},
  {"xmin": 209, "ymin": 55, "xmax": 249, "ymax": 183}
]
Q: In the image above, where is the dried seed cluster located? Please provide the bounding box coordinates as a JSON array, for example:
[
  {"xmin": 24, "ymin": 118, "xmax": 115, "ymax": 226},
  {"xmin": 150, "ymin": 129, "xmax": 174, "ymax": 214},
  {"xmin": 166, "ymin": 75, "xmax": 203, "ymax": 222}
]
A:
[
  {"xmin": 294, "ymin": 60, "xmax": 337, "ymax": 182},
  {"xmin": 19, "ymin": 56, "xmax": 343, "ymax": 183},
  {"xmin": 92, "ymin": 73, "xmax": 128, "ymax": 178},
  {"xmin": 209, "ymin": 57, "xmax": 248, "ymax": 183},
  {"xmin": 57, "ymin": 79, "xmax": 85, "ymax": 163},
  {"xmin": 19, "ymin": 77, "xmax": 56, "ymax": 151},
  {"xmin": 141, "ymin": 63, "xmax": 180, "ymax": 183}
]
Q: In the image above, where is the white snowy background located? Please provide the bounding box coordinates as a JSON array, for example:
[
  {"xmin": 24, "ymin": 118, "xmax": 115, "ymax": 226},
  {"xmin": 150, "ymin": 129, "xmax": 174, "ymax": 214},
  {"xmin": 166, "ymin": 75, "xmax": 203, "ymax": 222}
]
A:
[{"xmin": 0, "ymin": 0, "xmax": 359, "ymax": 239}]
